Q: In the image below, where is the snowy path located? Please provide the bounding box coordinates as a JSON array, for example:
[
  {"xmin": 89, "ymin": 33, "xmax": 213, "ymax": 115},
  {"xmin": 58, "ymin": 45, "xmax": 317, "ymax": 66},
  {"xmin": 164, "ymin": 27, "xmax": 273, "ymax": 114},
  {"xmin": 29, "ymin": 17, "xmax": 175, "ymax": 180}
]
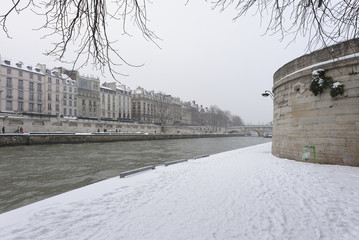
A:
[{"xmin": 0, "ymin": 143, "xmax": 359, "ymax": 240}]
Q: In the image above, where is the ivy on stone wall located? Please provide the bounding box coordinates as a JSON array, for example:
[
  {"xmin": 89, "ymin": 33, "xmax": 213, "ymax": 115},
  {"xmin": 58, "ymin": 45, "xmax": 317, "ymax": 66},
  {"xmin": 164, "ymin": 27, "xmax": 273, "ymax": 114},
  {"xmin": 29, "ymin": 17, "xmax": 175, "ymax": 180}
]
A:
[
  {"xmin": 330, "ymin": 82, "xmax": 345, "ymax": 98},
  {"xmin": 310, "ymin": 69, "xmax": 344, "ymax": 98},
  {"xmin": 310, "ymin": 69, "xmax": 333, "ymax": 96}
]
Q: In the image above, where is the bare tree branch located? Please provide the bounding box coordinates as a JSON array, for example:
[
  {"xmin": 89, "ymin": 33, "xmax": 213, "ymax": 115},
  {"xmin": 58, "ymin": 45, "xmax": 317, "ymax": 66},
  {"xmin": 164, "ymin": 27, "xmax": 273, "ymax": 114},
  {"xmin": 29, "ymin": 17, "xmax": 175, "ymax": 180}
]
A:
[
  {"xmin": 207, "ymin": 0, "xmax": 359, "ymax": 51},
  {"xmin": 0, "ymin": 0, "xmax": 159, "ymax": 82}
]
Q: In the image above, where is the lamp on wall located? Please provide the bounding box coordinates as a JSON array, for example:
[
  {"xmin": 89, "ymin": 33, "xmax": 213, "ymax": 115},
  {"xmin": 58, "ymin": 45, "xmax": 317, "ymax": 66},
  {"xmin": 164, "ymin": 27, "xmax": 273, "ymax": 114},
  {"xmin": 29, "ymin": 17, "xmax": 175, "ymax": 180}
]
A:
[{"xmin": 262, "ymin": 90, "xmax": 274, "ymax": 100}]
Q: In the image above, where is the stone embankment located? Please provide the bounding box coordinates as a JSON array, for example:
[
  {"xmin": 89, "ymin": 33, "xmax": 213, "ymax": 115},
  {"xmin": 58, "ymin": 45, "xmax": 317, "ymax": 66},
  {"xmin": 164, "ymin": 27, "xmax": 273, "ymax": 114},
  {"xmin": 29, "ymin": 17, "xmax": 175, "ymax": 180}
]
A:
[
  {"xmin": 0, "ymin": 133, "xmax": 243, "ymax": 147},
  {"xmin": 272, "ymin": 38, "xmax": 359, "ymax": 166}
]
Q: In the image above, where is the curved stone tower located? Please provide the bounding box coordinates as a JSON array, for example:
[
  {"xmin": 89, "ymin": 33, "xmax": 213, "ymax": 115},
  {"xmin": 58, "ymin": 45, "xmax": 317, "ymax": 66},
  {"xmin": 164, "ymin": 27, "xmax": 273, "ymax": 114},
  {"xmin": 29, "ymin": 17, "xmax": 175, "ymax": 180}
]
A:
[{"xmin": 272, "ymin": 39, "xmax": 359, "ymax": 166}]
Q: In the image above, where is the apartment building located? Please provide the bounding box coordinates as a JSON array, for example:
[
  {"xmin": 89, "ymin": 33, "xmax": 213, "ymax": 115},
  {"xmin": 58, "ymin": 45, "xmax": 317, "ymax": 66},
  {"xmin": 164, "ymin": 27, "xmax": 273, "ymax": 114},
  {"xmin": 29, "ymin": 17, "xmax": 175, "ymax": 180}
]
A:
[
  {"xmin": 76, "ymin": 75, "xmax": 101, "ymax": 119},
  {"xmin": 0, "ymin": 58, "xmax": 46, "ymax": 114},
  {"xmin": 131, "ymin": 87, "xmax": 157, "ymax": 123},
  {"xmin": 100, "ymin": 82, "xmax": 132, "ymax": 120},
  {"xmin": 131, "ymin": 86, "xmax": 189, "ymax": 125},
  {"xmin": 100, "ymin": 84, "xmax": 117, "ymax": 119}
]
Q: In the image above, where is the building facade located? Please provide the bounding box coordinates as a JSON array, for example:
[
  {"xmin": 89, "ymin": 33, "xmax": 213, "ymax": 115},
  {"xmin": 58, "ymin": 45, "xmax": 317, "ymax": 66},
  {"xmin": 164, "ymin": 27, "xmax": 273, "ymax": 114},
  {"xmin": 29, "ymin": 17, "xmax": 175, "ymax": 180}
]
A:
[
  {"xmin": 77, "ymin": 75, "xmax": 101, "ymax": 118},
  {"xmin": 0, "ymin": 58, "xmax": 46, "ymax": 115},
  {"xmin": 100, "ymin": 82, "xmax": 132, "ymax": 121},
  {"xmin": 131, "ymin": 87, "xmax": 157, "ymax": 123}
]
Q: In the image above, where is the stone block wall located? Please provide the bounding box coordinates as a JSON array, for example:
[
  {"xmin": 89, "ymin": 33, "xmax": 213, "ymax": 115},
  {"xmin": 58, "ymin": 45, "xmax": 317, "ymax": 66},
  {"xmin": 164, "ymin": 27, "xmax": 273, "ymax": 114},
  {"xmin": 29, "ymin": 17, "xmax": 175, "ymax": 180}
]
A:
[
  {"xmin": 272, "ymin": 39, "xmax": 359, "ymax": 166},
  {"xmin": 0, "ymin": 116, "xmax": 218, "ymax": 135}
]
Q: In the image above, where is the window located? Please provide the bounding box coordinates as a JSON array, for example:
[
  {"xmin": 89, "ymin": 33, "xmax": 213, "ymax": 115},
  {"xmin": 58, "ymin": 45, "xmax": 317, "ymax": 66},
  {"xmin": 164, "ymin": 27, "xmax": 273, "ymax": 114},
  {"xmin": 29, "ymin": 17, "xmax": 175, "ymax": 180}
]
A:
[
  {"xmin": 30, "ymin": 73, "xmax": 33, "ymax": 79},
  {"xmin": 48, "ymin": 103, "xmax": 52, "ymax": 110},
  {"xmin": 48, "ymin": 93, "xmax": 52, "ymax": 101},
  {"xmin": 48, "ymin": 77, "xmax": 52, "ymax": 83},
  {"xmin": 56, "ymin": 86, "xmax": 60, "ymax": 93},
  {"xmin": 37, "ymin": 104, "xmax": 42, "ymax": 113},
  {"xmin": 18, "ymin": 90, "xmax": 23, "ymax": 99},
  {"xmin": 63, "ymin": 108, "xmax": 67, "ymax": 115},
  {"xmin": 63, "ymin": 93, "xmax": 67, "ymax": 98},
  {"xmin": 7, "ymin": 68, "xmax": 11, "ymax": 74},
  {"xmin": 37, "ymin": 93, "xmax": 42, "ymax": 102},
  {"xmin": 18, "ymin": 79, "xmax": 23, "ymax": 89},
  {"xmin": 48, "ymin": 85, "xmax": 52, "ymax": 91},
  {"xmin": 29, "ymin": 92, "xmax": 34, "ymax": 101},
  {"xmin": 69, "ymin": 87, "xmax": 72, "ymax": 92},
  {"xmin": 63, "ymin": 99, "xmax": 67, "ymax": 106},
  {"xmin": 56, "ymin": 104, "xmax": 59, "ymax": 111},
  {"xmin": 6, "ymin": 89, "xmax": 12, "ymax": 98},
  {"xmin": 37, "ymin": 75, "xmax": 41, "ymax": 81},
  {"xmin": 69, "ymin": 94, "xmax": 72, "ymax": 99},
  {"xmin": 18, "ymin": 102, "xmax": 24, "ymax": 111},
  {"xmin": 37, "ymin": 83, "xmax": 42, "ymax": 92},
  {"xmin": 29, "ymin": 82, "xmax": 34, "ymax": 91},
  {"xmin": 74, "ymin": 110, "xmax": 77, "ymax": 116},
  {"xmin": 29, "ymin": 103, "xmax": 34, "ymax": 111},
  {"xmin": 56, "ymin": 94, "xmax": 59, "ymax": 102},
  {"xmin": 63, "ymin": 86, "xmax": 67, "ymax": 91},
  {"xmin": 69, "ymin": 100, "xmax": 72, "ymax": 106},
  {"xmin": 6, "ymin": 101, "xmax": 12, "ymax": 110},
  {"xmin": 56, "ymin": 79, "xmax": 60, "ymax": 85},
  {"xmin": 69, "ymin": 109, "xmax": 72, "ymax": 116},
  {"xmin": 19, "ymin": 71, "xmax": 23, "ymax": 77},
  {"xmin": 6, "ymin": 77, "xmax": 12, "ymax": 88}
]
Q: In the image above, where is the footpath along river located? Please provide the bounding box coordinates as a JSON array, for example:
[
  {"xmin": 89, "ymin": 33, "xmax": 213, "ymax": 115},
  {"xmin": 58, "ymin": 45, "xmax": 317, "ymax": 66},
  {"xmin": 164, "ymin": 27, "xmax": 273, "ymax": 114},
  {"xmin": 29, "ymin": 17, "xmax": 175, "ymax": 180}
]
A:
[{"xmin": 0, "ymin": 136, "xmax": 271, "ymax": 214}]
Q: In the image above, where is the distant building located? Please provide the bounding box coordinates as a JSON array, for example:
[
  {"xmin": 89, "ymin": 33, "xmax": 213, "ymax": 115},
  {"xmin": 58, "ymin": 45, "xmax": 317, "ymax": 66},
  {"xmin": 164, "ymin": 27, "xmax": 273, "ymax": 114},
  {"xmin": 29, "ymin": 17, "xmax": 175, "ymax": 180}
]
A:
[
  {"xmin": 0, "ymin": 58, "xmax": 46, "ymax": 114},
  {"xmin": 100, "ymin": 82, "xmax": 132, "ymax": 121},
  {"xmin": 52, "ymin": 67, "xmax": 78, "ymax": 117},
  {"xmin": 131, "ymin": 86, "xmax": 190, "ymax": 125},
  {"xmin": 131, "ymin": 87, "xmax": 158, "ymax": 123},
  {"xmin": 76, "ymin": 74, "xmax": 101, "ymax": 119}
]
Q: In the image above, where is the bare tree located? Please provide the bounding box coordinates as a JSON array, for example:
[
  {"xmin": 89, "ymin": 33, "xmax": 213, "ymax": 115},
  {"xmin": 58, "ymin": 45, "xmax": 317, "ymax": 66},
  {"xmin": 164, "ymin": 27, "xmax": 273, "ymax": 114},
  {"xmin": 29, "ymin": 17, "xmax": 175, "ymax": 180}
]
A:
[
  {"xmin": 230, "ymin": 115, "xmax": 244, "ymax": 126},
  {"xmin": 3, "ymin": 0, "xmax": 354, "ymax": 80},
  {"xmin": 153, "ymin": 92, "xmax": 171, "ymax": 131},
  {"xmin": 209, "ymin": 0, "xmax": 359, "ymax": 50},
  {"xmin": 0, "ymin": 0, "xmax": 158, "ymax": 80}
]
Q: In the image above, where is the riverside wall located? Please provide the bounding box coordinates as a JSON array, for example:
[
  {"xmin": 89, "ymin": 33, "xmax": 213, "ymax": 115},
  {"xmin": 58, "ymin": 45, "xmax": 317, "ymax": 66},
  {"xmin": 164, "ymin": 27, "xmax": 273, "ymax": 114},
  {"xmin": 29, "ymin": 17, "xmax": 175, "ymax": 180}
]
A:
[
  {"xmin": 0, "ymin": 133, "xmax": 241, "ymax": 147},
  {"xmin": 0, "ymin": 115, "xmax": 219, "ymax": 135},
  {"xmin": 0, "ymin": 114, "xmax": 236, "ymax": 146},
  {"xmin": 272, "ymin": 39, "xmax": 359, "ymax": 166}
]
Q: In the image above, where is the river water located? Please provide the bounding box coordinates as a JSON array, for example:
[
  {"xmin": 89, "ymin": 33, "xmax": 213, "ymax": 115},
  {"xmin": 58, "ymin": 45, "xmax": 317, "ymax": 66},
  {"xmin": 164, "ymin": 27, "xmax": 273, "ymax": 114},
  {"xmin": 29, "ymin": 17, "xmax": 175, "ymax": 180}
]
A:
[{"xmin": 0, "ymin": 136, "xmax": 271, "ymax": 214}]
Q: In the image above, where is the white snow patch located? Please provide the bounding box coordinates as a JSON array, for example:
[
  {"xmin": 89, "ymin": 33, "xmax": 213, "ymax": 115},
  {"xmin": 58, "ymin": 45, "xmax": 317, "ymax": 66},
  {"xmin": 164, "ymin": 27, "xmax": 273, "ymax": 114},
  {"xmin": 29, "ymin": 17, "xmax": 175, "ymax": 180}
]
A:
[
  {"xmin": 0, "ymin": 143, "xmax": 358, "ymax": 240},
  {"xmin": 332, "ymin": 82, "xmax": 343, "ymax": 88}
]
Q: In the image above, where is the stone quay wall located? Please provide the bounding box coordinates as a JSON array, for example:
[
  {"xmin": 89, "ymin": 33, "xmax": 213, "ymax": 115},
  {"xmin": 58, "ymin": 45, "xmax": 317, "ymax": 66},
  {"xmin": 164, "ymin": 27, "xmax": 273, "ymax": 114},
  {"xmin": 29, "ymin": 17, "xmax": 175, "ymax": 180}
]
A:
[
  {"xmin": 0, "ymin": 133, "xmax": 240, "ymax": 147},
  {"xmin": 272, "ymin": 39, "xmax": 359, "ymax": 166},
  {"xmin": 0, "ymin": 115, "xmax": 218, "ymax": 135}
]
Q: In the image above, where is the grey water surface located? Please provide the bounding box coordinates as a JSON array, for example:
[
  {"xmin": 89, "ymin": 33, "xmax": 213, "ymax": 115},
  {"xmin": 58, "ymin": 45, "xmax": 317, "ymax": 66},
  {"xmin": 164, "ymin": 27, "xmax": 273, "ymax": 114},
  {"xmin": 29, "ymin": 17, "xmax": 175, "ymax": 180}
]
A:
[{"xmin": 0, "ymin": 136, "xmax": 271, "ymax": 213}]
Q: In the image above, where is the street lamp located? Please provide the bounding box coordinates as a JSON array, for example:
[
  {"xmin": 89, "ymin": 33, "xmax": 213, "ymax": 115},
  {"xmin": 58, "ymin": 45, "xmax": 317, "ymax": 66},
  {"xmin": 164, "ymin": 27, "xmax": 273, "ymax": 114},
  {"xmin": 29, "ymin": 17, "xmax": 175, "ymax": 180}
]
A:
[{"xmin": 262, "ymin": 90, "xmax": 274, "ymax": 100}]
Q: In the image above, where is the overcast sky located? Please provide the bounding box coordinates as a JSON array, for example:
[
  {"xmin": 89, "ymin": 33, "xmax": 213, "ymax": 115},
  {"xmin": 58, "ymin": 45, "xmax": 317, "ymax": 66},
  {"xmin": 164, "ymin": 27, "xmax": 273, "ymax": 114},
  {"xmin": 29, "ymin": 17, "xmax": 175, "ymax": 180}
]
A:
[{"xmin": 0, "ymin": 0, "xmax": 311, "ymax": 124}]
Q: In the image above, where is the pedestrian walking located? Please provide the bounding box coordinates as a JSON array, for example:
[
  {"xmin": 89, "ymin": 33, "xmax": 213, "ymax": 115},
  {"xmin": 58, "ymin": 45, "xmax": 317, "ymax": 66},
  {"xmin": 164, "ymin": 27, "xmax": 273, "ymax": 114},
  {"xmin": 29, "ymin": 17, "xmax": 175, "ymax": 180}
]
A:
[
  {"xmin": 15, "ymin": 126, "xmax": 20, "ymax": 133},
  {"xmin": 20, "ymin": 126, "xmax": 24, "ymax": 133},
  {"xmin": 1, "ymin": 126, "xmax": 4, "ymax": 134}
]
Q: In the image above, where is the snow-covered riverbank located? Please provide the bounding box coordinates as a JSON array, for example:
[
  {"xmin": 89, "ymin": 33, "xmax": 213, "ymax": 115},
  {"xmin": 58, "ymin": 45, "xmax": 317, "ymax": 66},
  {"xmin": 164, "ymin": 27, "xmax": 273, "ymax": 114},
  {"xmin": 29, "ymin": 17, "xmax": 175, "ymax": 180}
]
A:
[{"xmin": 1, "ymin": 143, "xmax": 358, "ymax": 240}]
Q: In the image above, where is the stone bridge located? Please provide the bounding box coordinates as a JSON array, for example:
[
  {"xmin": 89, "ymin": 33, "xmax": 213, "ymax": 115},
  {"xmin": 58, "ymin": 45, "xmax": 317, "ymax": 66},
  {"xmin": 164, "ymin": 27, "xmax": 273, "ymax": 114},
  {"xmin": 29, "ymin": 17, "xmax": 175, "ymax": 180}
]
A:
[{"xmin": 226, "ymin": 125, "xmax": 273, "ymax": 137}]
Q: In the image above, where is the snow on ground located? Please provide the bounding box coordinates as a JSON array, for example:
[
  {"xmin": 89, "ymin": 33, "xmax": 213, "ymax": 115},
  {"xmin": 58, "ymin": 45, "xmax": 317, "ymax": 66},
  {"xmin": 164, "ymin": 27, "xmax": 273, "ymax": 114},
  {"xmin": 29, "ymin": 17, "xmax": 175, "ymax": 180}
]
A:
[{"xmin": 1, "ymin": 143, "xmax": 359, "ymax": 240}]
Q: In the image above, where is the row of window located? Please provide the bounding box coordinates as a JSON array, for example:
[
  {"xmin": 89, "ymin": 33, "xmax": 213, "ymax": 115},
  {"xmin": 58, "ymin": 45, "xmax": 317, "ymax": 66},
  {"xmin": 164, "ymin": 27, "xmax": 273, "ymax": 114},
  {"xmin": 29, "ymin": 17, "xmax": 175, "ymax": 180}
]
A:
[
  {"xmin": 5, "ymin": 78, "xmax": 77, "ymax": 92},
  {"xmin": 6, "ymin": 101, "xmax": 42, "ymax": 113},
  {"xmin": 6, "ymin": 68, "xmax": 42, "ymax": 81},
  {"xmin": 5, "ymin": 69, "xmax": 71, "ymax": 86},
  {"xmin": 6, "ymin": 100, "xmax": 78, "ymax": 116}
]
